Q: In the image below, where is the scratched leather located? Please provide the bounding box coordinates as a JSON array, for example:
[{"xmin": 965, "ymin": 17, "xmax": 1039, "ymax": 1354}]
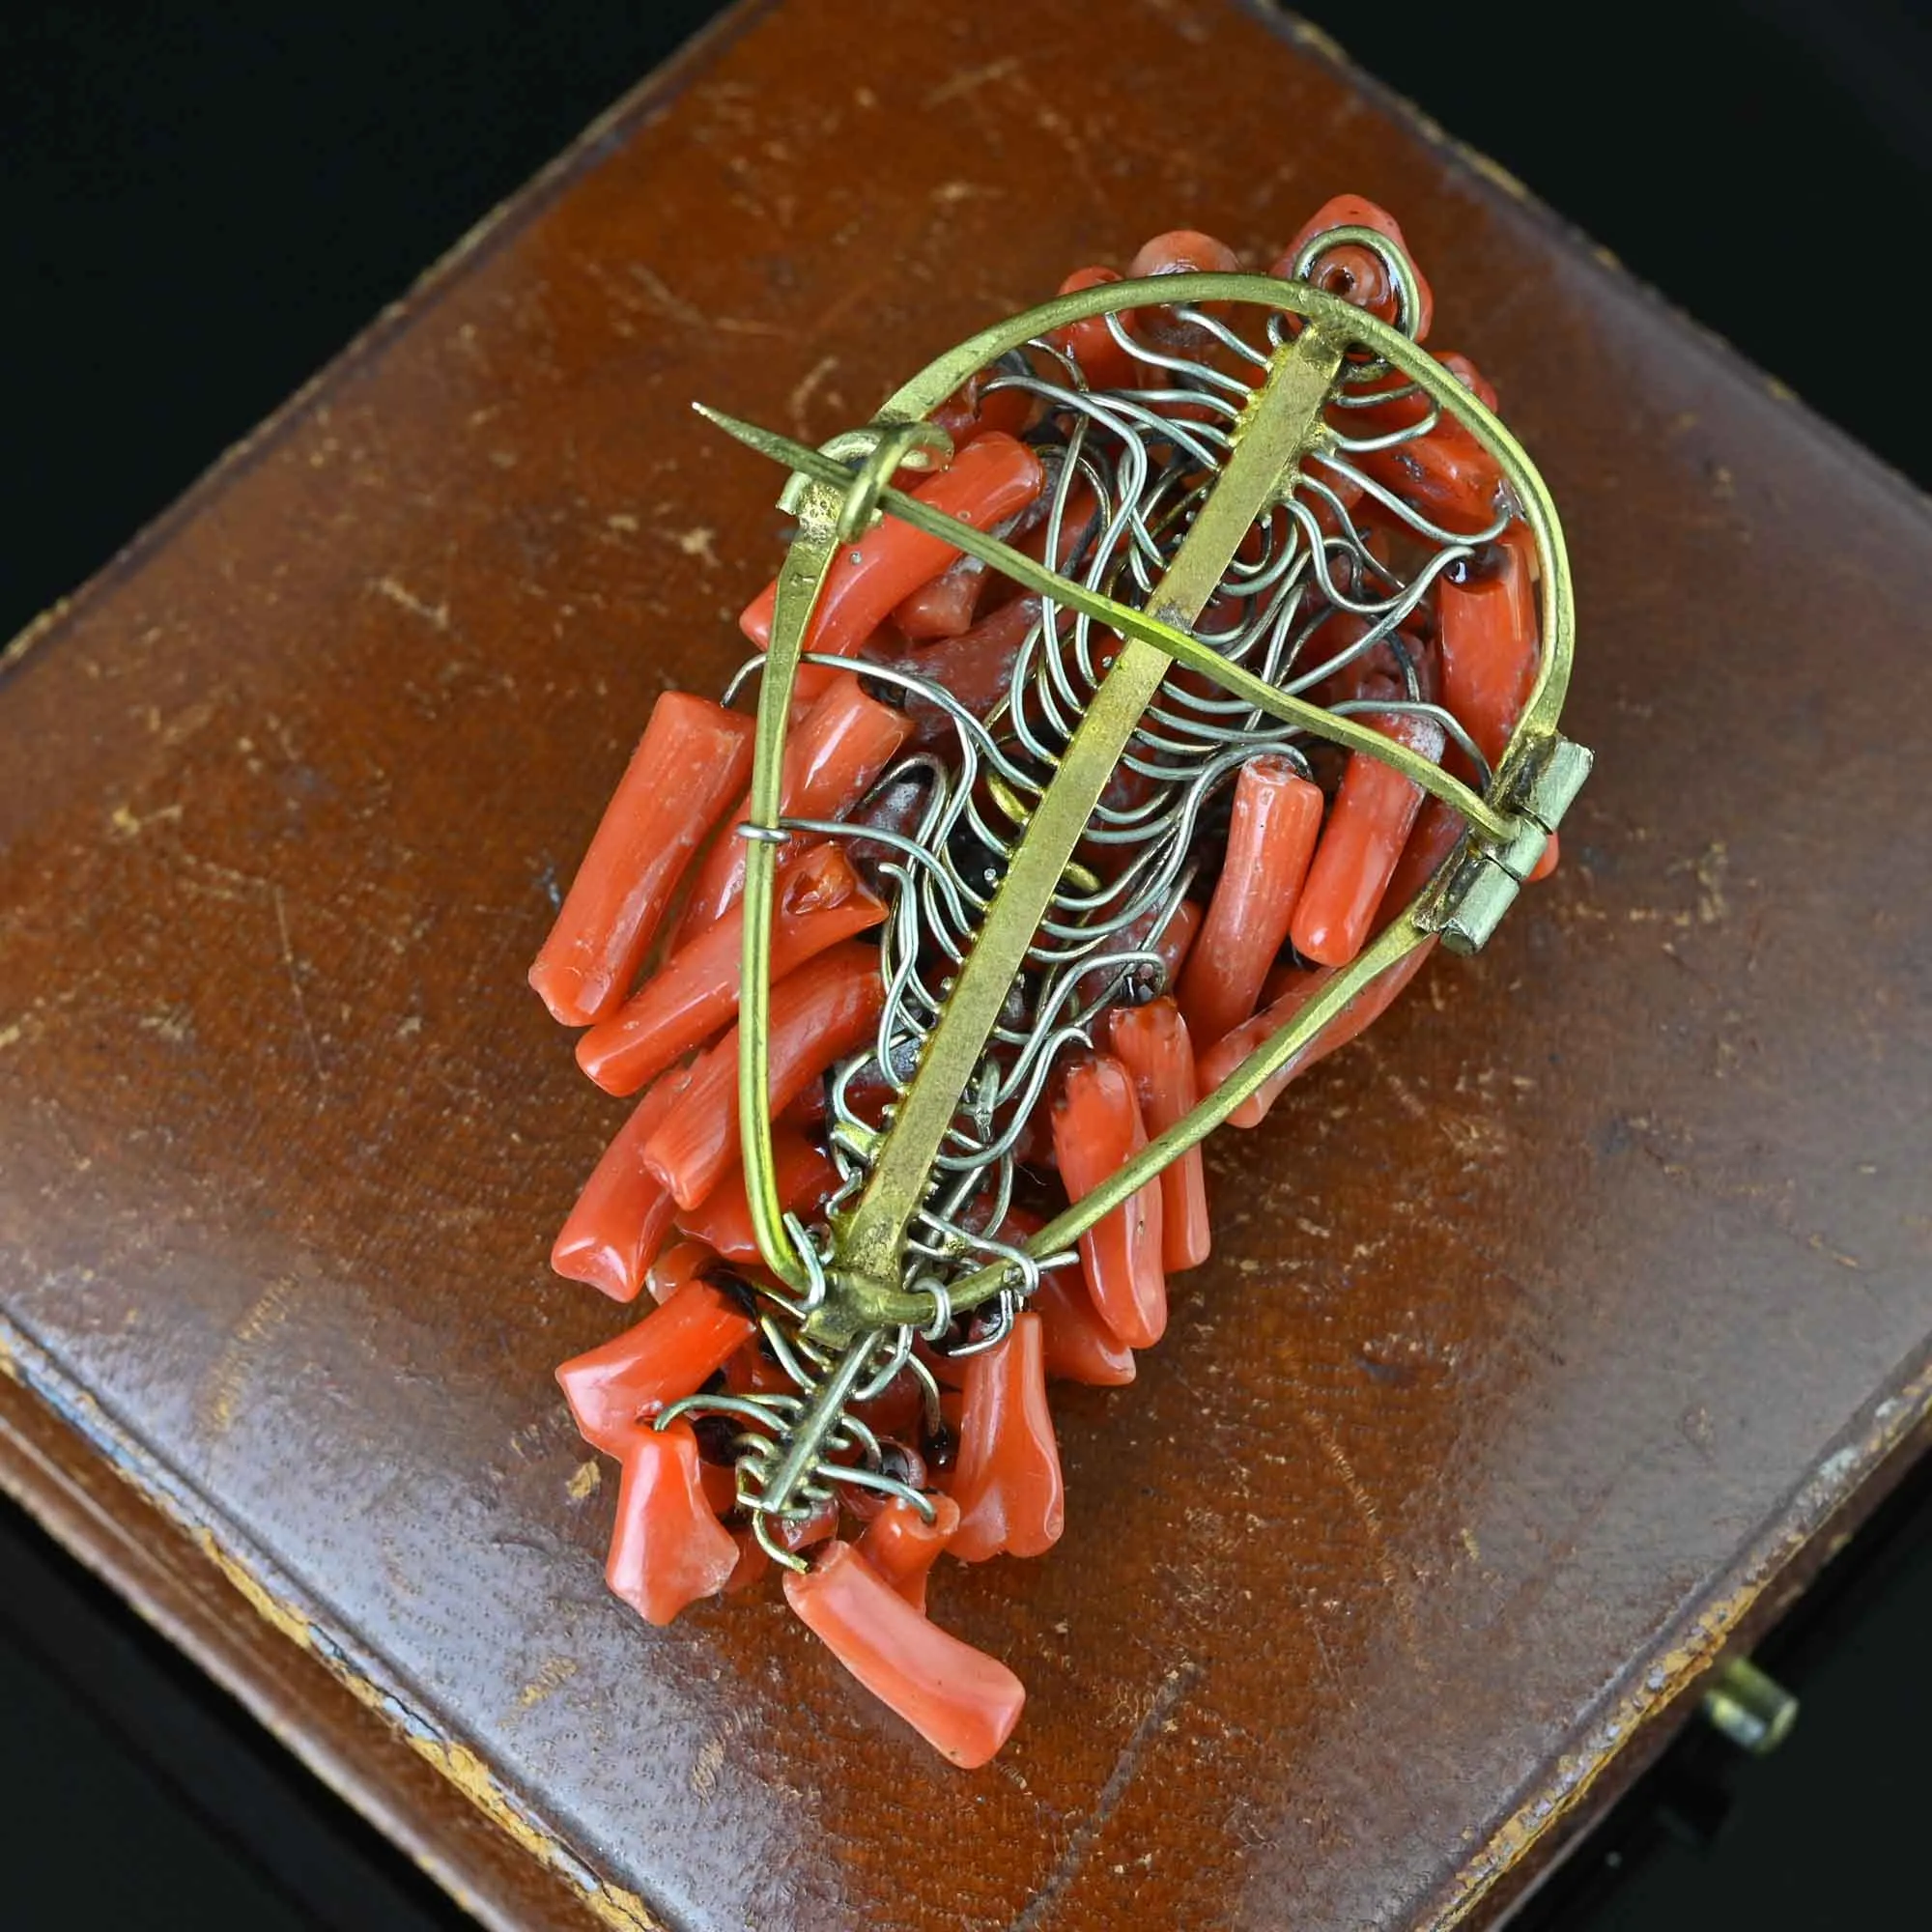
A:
[{"xmin": 2, "ymin": 3, "xmax": 1930, "ymax": 1928}]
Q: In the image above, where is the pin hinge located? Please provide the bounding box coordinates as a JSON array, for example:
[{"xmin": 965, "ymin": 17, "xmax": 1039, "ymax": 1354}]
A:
[{"xmin": 1430, "ymin": 733, "xmax": 1593, "ymax": 955}]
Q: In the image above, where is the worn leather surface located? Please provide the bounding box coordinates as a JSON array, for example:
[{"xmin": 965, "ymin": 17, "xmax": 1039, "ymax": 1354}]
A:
[{"xmin": 3, "ymin": 2, "xmax": 1930, "ymax": 1927}]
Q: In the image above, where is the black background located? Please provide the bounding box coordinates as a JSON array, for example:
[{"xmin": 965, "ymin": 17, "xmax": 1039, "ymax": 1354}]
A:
[{"xmin": 3, "ymin": 2, "xmax": 1929, "ymax": 1926}]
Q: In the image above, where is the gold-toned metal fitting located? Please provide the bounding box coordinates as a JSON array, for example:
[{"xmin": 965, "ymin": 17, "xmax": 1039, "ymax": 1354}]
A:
[
  {"xmin": 1702, "ymin": 1656, "xmax": 1800, "ymax": 1756},
  {"xmin": 1287, "ymin": 222, "xmax": 1426, "ymax": 343},
  {"xmin": 1433, "ymin": 733, "xmax": 1592, "ymax": 954},
  {"xmin": 1494, "ymin": 816, "xmax": 1552, "ymax": 883},
  {"xmin": 773, "ymin": 420, "xmax": 953, "ymax": 526},
  {"xmin": 801, "ymin": 1275, "xmax": 880, "ymax": 1351},
  {"xmin": 832, "ymin": 419, "xmax": 955, "ymax": 544},
  {"xmin": 1435, "ymin": 848, "xmax": 1526, "ymax": 956},
  {"xmin": 1519, "ymin": 732, "xmax": 1593, "ymax": 836},
  {"xmin": 830, "ymin": 1116, "xmax": 881, "ymax": 1161}
]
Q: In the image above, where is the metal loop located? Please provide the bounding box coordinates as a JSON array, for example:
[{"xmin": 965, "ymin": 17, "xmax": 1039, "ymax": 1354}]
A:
[
  {"xmin": 1287, "ymin": 222, "xmax": 1424, "ymax": 345},
  {"xmin": 919, "ymin": 1278, "xmax": 954, "ymax": 1344},
  {"xmin": 833, "ymin": 419, "xmax": 955, "ymax": 546}
]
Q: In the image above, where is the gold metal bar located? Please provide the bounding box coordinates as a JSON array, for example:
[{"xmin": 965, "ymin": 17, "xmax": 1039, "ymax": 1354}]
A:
[
  {"xmin": 817, "ymin": 324, "xmax": 1346, "ymax": 1326},
  {"xmin": 696, "ymin": 403, "xmax": 1516, "ymax": 847}
]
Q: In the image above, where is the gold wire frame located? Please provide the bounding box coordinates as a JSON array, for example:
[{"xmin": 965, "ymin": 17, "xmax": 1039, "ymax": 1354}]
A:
[{"xmin": 699, "ymin": 267, "xmax": 1585, "ymax": 1347}]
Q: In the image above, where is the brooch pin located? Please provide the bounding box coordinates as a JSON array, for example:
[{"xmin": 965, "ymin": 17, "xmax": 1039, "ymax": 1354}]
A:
[{"xmin": 529, "ymin": 197, "xmax": 1588, "ymax": 1765}]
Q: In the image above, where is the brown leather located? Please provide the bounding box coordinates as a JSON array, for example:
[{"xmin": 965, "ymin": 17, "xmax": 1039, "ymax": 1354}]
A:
[{"xmin": 4, "ymin": 2, "xmax": 1931, "ymax": 1927}]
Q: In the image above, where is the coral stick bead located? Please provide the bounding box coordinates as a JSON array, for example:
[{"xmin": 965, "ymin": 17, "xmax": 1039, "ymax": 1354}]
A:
[
  {"xmin": 866, "ymin": 593, "xmax": 1043, "ymax": 753},
  {"xmin": 1015, "ymin": 480, "xmax": 1104, "ymax": 571},
  {"xmin": 737, "ymin": 433, "xmax": 1044, "ymax": 664},
  {"xmin": 1129, "ymin": 229, "xmax": 1240, "ymax": 279},
  {"xmin": 1201, "ymin": 940, "xmax": 1438, "ymax": 1129},
  {"xmin": 698, "ymin": 1459, "xmax": 738, "ymax": 1517},
  {"xmin": 673, "ymin": 1119, "xmax": 838, "ymax": 1264},
  {"xmin": 1126, "ymin": 229, "xmax": 1241, "ymax": 348},
  {"xmin": 894, "ymin": 552, "xmax": 986, "ymax": 639},
  {"xmin": 1438, "ymin": 523, "xmax": 1540, "ymax": 769},
  {"xmin": 1197, "ymin": 787, "xmax": 1465, "ymax": 1129},
  {"xmin": 775, "ymin": 1503, "xmax": 840, "ymax": 1555},
  {"xmin": 724, "ymin": 1526, "xmax": 771, "ymax": 1594},
  {"xmin": 1154, "ymin": 896, "xmax": 1202, "ymax": 988},
  {"xmin": 1072, "ymin": 890, "xmax": 1199, "ymax": 1012},
  {"xmin": 528, "ymin": 693, "xmax": 753, "ymax": 1026},
  {"xmin": 643, "ymin": 1238, "xmax": 715, "ymax": 1307},
  {"xmin": 850, "ymin": 1373, "xmax": 926, "ymax": 1447},
  {"xmin": 781, "ymin": 673, "xmax": 915, "ymax": 826},
  {"xmin": 943, "ymin": 1313, "xmax": 1065, "ymax": 1563},
  {"xmin": 927, "ymin": 368, "xmax": 1034, "ymax": 446},
  {"xmin": 1047, "ymin": 266, "xmax": 1138, "ymax": 389},
  {"xmin": 784, "ymin": 1541, "xmax": 1026, "ymax": 1768},
  {"xmin": 1378, "ymin": 799, "xmax": 1468, "ymax": 924},
  {"xmin": 642, "ymin": 941, "xmax": 885, "ymax": 1210},
  {"xmin": 675, "ymin": 671, "xmax": 912, "ymax": 940},
  {"xmin": 1291, "ymin": 709, "xmax": 1445, "ymax": 968},
  {"xmin": 724, "ymin": 1338, "xmax": 794, "ymax": 1397},
  {"xmin": 578, "ymin": 841, "xmax": 885, "ymax": 1095},
  {"xmin": 1178, "ymin": 754, "xmax": 1324, "ymax": 1045},
  {"xmin": 1319, "ymin": 353, "xmax": 1500, "ymax": 546},
  {"xmin": 1324, "ymin": 361, "xmax": 1431, "ymax": 439},
  {"xmin": 605, "ymin": 1420, "xmax": 739, "ymax": 1627},
  {"xmin": 1277, "ymin": 194, "xmax": 1435, "ymax": 340},
  {"xmin": 551, "ymin": 1065, "xmax": 694, "ymax": 1301},
  {"xmin": 1106, "ymin": 998, "xmax": 1212, "ymax": 1273},
  {"xmin": 857, "ymin": 1494, "xmax": 961, "ymax": 1614},
  {"xmin": 914, "ymin": 1337, "xmax": 966, "ymax": 1392},
  {"xmin": 1352, "ymin": 417, "xmax": 1505, "ymax": 535},
  {"xmin": 891, "ymin": 449, "xmax": 1069, "ymax": 639},
  {"xmin": 1051, "ymin": 1055, "xmax": 1168, "ymax": 1349},
  {"xmin": 1294, "ymin": 608, "xmax": 1435, "ymax": 713},
  {"xmin": 1439, "ymin": 350, "xmax": 1499, "ymax": 414},
  {"xmin": 1030, "ymin": 1269, "xmax": 1136, "ymax": 1387},
  {"xmin": 1342, "ymin": 353, "xmax": 1504, "ymax": 538},
  {"xmin": 555, "ymin": 1275, "xmax": 754, "ymax": 1456}
]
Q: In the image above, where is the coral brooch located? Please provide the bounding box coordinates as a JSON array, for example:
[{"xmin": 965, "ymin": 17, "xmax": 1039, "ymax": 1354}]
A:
[{"xmin": 529, "ymin": 197, "xmax": 1588, "ymax": 1763}]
